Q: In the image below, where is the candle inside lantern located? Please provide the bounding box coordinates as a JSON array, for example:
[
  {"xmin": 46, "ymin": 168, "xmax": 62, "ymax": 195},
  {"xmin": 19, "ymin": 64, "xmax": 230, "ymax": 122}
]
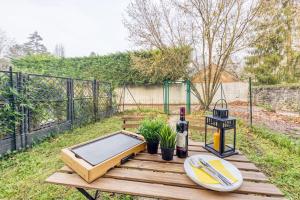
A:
[{"xmin": 213, "ymin": 129, "xmax": 220, "ymax": 151}]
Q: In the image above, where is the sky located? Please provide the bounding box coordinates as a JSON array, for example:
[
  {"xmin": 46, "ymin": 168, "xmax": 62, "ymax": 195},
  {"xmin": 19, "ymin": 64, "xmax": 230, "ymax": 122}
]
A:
[{"xmin": 0, "ymin": 0, "xmax": 132, "ymax": 57}]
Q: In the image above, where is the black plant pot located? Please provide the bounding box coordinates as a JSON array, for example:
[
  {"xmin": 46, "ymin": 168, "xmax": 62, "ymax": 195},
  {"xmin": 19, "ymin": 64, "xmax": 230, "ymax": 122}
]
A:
[
  {"xmin": 147, "ymin": 142, "xmax": 159, "ymax": 154},
  {"xmin": 161, "ymin": 147, "xmax": 175, "ymax": 161}
]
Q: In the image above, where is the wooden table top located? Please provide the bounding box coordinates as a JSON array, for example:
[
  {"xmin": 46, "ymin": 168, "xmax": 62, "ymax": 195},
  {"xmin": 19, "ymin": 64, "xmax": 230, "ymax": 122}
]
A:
[{"xmin": 46, "ymin": 140, "xmax": 285, "ymax": 200}]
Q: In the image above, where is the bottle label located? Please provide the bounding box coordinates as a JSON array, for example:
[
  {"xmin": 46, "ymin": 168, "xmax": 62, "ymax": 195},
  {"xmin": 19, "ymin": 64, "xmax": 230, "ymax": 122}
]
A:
[{"xmin": 177, "ymin": 131, "xmax": 187, "ymax": 148}]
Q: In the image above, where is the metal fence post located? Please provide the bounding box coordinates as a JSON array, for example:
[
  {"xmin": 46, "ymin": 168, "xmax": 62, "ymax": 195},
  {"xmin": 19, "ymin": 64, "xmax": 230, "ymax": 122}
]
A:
[
  {"xmin": 17, "ymin": 71, "xmax": 25, "ymax": 149},
  {"xmin": 249, "ymin": 77, "xmax": 253, "ymax": 127},
  {"xmin": 186, "ymin": 80, "xmax": 191, "ymax": 114},
  {"xmin": 93, "ymin": 79, "xmax": 99, "ymax": 121},
  {"xmin": 23, "ymin": 73, "xmax": 29, "ymax": 148},
  {"xmin": 8, "ymin": 67, "xmax": 17, "ymax": 150},
  {"xmin": 109, "ymin": 83, "xmax": 113, "ymax": 116},
  {"xmin": 67, "ymin": 78, "xmax": 74, "ymax": 126},
  {"xmin": 163, "ymin": 80, "xmax": 169, "ymax": 114}
]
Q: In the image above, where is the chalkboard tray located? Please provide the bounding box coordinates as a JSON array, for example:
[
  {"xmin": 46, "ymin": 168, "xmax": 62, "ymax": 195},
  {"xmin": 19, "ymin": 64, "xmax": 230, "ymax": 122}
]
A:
[{"xmin": 61, "ymin": 130, "xmax": 146, "ymax": 183}]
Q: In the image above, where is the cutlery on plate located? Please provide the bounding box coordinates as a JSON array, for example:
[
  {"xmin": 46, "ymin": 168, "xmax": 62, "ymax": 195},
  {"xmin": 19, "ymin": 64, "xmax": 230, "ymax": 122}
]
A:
[
  {"xmin": 189, "ymin": 158, "xmax": 232, "ymax": 186},
  {"xmin": 198, "ymin": 158, "xmax": 233, "ymax": 186}
]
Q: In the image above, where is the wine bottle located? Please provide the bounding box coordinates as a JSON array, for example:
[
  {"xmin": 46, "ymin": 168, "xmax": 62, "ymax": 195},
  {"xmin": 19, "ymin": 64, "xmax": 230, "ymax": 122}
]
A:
[{"xmin": 176, "ymin": 107, "xmax": 189, "ymax": 158}]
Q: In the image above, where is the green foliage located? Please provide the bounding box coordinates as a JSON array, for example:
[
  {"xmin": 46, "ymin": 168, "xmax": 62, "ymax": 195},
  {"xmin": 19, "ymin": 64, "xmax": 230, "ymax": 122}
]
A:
[
  {"xmin": 0, "ymin": 75, "xmax": 21, "ymax": 137},
  {"xmin": 245, "ymin": 20, "xmax": 285, "ymax": 84},
  {"xmin": 0, "ymin": 104, "xmax": 19, "ymax": 137},
  {"xmin": 138, "ymin": 118, "xmax": 165, "ymax": 143},
  {"xmin": 250, "ymin": 125, "xmax": 300, "ymax": 155},
  {"xmin": 25, "ymin": 78, "xmax": 67, "ymax": 130},
  {"xmin": 12, "ymin": 47, "xmax": 191, "ymax": 87},
  {"xmin": 159, "ymin": 124, "xmax": 176, "ymax": 149},
  {"xmin": 12, "ymin": 53, "xmax": 148, "ymax": 86},
  {"xmin": 131, "ymin": 46, "xmax": 192, "ymax": 83},
  {"xmin": 245, "ymin": 1, "xmax": 300, "ymax": 85}
]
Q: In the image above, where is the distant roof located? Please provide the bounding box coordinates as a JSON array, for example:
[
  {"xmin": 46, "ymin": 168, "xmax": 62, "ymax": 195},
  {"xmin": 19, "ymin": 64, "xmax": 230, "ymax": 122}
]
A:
[{"xmin": 192, "ymin": 65, "xmax": 239, "ymax": 83}]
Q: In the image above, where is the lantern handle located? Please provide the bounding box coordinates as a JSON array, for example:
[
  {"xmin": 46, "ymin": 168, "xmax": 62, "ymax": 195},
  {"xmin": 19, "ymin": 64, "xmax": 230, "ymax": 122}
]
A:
[{"xmin": 214, "ymin": 99, "xmax": 228, "ymax": 109}]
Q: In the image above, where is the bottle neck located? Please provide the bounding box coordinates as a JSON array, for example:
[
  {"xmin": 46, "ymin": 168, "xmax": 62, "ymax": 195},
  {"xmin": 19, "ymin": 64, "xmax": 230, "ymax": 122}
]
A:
[
  {"xmin": 180, "ymin": 114, "xmax": 185, "ymax": 121},
  {"xmin": 179, "ymin": 107, "xmax": 185, "ymax": 121}
]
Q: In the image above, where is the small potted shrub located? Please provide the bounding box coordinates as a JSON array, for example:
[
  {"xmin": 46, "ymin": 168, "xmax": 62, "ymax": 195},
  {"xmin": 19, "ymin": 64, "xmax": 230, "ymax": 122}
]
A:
[
  {"xmin": 138, "ymin": 118, "xmax": 164, "ymax": 154},
  {"xmin": 159, "ymin": 124, "xmax": 176, "ymax": 161}
]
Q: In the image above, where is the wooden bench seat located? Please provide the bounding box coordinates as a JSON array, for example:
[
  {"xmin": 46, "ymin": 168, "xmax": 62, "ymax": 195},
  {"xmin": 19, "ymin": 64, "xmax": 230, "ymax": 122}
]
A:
[{"xmin": 122, "ymin": 115, "xmax": 214, "ymax": 132}]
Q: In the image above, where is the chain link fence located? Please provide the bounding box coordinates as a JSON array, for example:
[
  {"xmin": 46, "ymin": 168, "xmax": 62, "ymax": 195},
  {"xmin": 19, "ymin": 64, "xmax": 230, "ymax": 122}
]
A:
[{"xmin": 0, "ymin": 68, "xmax": 114, "ymax": 155}]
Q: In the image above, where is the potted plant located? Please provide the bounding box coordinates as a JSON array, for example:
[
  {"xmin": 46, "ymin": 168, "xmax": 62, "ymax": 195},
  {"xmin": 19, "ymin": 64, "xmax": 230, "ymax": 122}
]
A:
[
  {"xmin": 159, "ymin": 124, "xmax": 176, "ymax": 161},
  {"xmin": 138, "ymin": 118, "xmax": 164, "ymax": 154}
]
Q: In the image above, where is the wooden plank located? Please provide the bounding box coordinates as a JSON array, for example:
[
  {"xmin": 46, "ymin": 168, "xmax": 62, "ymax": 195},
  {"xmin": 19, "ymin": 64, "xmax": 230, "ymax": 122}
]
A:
[
  {"xmin": 240, "ymin": 170, "xmax": 268, "ymax": 182},
  {"xmin": 122, "ymin": 124, "xmax": 140, "ymax": 129},
  {"xmin": 143, "ymin": 148, "xmax": 244, "ymax": 161},
  {"xmin": 60, "ymin": 166, "xmax": 73, "ymax": 173},
  {"xmin": 188, "ymin": 150, "xmax": 244, "ymax": 159},
  {"xmin": 61, "ymin": 160, "xmax": 267, "ymax": 182},
  {"xmin": 188, "ymin": 142, "xmax": 242, "ymax": 154},
  {"xmin": 122, "ymin": 160, "xmax": 259, "ymax": 172},
  {"xmin": 46, "ymin": 172, "xmax": 284, "ymax": 200},
  {"xmin": 137, "ymin": 152, "xmax": 249, "ymax": 164},
  {"xmin": 188, "ymin": 145, "xmax": 242, "ymax": 154},
  {"xmin": 105, "ymin": 168, "xmax": 282, "ymax": 196},
  {"xmin": 121, "ymin": 116, "xmax": 144, "ymax": 120}
]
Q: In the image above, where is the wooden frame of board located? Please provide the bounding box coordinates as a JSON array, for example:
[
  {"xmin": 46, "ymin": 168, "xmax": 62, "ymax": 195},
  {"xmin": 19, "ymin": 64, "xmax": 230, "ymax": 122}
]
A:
[{"xmin": 61, "ymin": 130, "xmax": 146, "ymax": 183}]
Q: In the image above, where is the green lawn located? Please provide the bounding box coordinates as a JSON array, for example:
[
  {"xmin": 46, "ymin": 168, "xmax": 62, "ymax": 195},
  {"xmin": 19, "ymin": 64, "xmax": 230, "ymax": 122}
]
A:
[
  {"xmin": 1, "ymin": 110, "xmax": 299, "ymax": 200},
  {"xmin": 237, "ymin": 122, "xmax": 300, "ymax": 200},
  {"xmin": 0, "ymin": 115, "xmax": 133, "ymax": 200}
]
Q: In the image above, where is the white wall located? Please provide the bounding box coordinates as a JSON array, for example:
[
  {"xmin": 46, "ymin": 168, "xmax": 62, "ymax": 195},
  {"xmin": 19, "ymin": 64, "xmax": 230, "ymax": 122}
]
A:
[{"xmin": 115, "ymin": 82, "xmax": 248, "ymax": 105}]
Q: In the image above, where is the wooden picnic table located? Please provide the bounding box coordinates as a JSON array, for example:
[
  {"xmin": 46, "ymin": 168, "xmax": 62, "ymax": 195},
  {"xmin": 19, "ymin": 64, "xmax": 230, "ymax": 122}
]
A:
[{"xmin": 46, "ymin": 140, "xmax": 285, "ymax": 200}]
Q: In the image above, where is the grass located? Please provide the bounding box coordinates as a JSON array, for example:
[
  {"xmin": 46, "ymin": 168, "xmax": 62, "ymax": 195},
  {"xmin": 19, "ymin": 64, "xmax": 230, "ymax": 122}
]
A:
[
  {"xmin": 237, "ymin": 122, "xmax": 300, "ymax": 200},
  {"xmin": 0, "ymin": 109, "xmax": 165, "ymax": 200},
  {"xmin": 0, "ymin": 115, "xmax": 134, "ymax": 200}
]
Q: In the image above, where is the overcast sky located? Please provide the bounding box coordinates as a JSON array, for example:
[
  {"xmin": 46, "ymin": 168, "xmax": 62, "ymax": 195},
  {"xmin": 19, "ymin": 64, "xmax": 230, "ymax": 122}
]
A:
[{"xmin": 0, "ymin": 0, "xmax": 132, "ymax": 57}]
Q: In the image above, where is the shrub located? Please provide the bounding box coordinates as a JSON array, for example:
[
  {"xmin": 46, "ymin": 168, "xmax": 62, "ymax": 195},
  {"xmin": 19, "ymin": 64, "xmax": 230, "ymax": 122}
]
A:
[
  {"xmin": 159, "ymin": 124, "xmax": 176, "ymax": 149},
  {"xmin": 138, "ymin": 118, "xmax": 164, "ymax": 143}
]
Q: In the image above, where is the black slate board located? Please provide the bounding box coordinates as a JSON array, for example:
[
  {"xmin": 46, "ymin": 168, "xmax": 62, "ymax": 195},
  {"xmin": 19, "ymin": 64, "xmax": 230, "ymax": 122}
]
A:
[{"xmin": 71, "ymin": 133, "xmax": 143, "ymax": 166}]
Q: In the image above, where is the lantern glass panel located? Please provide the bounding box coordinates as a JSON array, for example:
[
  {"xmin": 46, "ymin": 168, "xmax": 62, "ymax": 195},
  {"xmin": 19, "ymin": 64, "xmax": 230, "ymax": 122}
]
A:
[
  {"xmin": 206, "ymin": 128, "xmax": 234, "ymax": 152},
  {"xmin": 224, "ymin": 129, "xmax": 235, "ymax": 150}
]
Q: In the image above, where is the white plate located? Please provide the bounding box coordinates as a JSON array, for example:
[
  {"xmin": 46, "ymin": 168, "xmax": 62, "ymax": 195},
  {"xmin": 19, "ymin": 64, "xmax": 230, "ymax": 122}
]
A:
[{"xmin": 184, "ymin": 155, "xmax": 243, "ymax": 192}]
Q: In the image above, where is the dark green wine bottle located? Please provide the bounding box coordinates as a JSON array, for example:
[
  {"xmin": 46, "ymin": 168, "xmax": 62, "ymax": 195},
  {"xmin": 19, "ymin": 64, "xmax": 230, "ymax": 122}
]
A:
[{"xmin": 176, "ymin": 107, "xmax": 189, "ymax": 158}]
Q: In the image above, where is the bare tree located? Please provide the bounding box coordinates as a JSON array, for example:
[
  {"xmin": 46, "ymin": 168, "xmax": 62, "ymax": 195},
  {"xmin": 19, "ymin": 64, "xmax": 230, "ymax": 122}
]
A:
[
  {"xmin": 124, "ymin": 0, "xmax": 261, "ymax": 109},
  {"xmin": 6, "ymin": 44, "xmax": 28, "ymax": 59},
  {"xmin": 0, "ymin": 29, "xmax": 13, "ymax": 70},
  {"xmin": 0, "ymin": 29, "xmax": 11, "ymax": 58},
  {"xmin": 54, "ymin": 43, "xmax": 65, "ymax": 58}
]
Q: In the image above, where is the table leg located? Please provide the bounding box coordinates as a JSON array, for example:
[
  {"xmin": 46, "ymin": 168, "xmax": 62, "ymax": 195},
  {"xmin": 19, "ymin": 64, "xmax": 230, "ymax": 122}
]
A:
[
  {"xmin": 76, "ymin": 188, "xmax": 101, "ymax": 200},
  {"xmin": 94, "ymin": 190, "xmax": 101, "ymax": 199}
]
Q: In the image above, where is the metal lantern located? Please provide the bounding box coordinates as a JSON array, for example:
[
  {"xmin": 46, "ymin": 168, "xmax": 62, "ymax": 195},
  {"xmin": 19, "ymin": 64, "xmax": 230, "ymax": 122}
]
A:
[{"xmin": 204, "ymin": 99, "xmax": 237, "ymax": 158}]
